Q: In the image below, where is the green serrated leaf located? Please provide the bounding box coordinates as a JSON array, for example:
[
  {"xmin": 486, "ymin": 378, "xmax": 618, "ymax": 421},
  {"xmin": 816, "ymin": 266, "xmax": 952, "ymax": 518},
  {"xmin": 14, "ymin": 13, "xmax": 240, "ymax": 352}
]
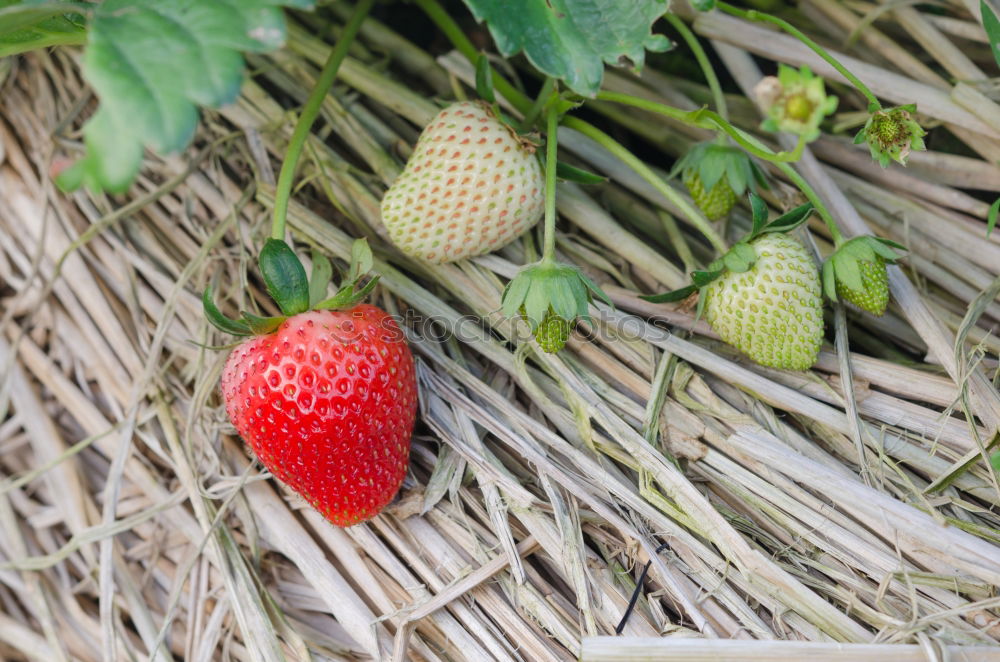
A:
[
  {"xmin": 988, "ymin": 197, "xmax": 1000, "ymax": 237},
  {"xmin": 242, "ymin": 310, "xmax": 286, "ymax": 335},
  {"xmin": 640, "ymin": 284, "xmax": 698, "ymax": 303},
  {"xmin": 749, "ymin": 192, "xmax": 768, "ymax": 237},
  {"xmin": 62, "ymin": 0, "xmax": 313, "ymax": 193},
  {"xmin": 983, "ymin": 0, "xmax": 1000, "ymax": 70},
  {"xmin": 308, "ymin": 249, "xmax": 333, "ymax": 307},
  {"xmin": 556, "ymin": 160, "xmax": 606, "ymax": 184},
  {"xmin": 202, "ymin": 286, "xmax": 252, "ymax": 336},
  {"xmin": 460, "ymin": 0, "xmax": 670, "ymax": 96},
  {"xmin": 475, "ymin": 52, "xmax": 495, "ymax": 103},
  {"xmin": 822, "ymin": 258, "xmax": 837, "ymax": 302},
  {"xmin": 763, "ymin": 202, "xmax": 813, "ymax": 233},
  {"xmin": 259, "ymin": 238, "xmax": 310, "ymax": 317}
]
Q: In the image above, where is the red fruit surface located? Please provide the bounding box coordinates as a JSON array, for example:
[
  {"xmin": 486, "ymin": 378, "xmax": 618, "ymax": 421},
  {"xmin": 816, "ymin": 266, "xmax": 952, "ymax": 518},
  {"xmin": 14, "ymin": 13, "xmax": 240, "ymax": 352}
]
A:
[{"xmin": 221, "ymin": 305, "xmax": 417, "ymax": 526}]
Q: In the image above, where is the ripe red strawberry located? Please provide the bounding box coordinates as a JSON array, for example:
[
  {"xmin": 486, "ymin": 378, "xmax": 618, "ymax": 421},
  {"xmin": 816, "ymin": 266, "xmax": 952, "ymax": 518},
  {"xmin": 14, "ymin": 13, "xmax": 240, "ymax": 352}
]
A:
[
  {"xmin": 380, "ymin": 101, "xmax": 544, "ymax": 263},
  {"xmin": 221, "ymin": 305, "xmax": 417, "ymax": 527}
]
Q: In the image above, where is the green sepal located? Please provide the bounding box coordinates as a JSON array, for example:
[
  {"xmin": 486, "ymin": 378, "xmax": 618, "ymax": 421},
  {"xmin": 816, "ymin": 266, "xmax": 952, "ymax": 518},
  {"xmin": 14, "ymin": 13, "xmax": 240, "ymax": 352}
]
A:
[
  {"xmin": 674, "ymin": 141, "xmax": 766, "ymax": 198},
  {"xmin": 822, "ymin": 258, "xmax": 838, "ymax": 302},
  {"xmin": 501, "ymin": 261, "xmax": 609, "ymax": 331},
  {"xmin": 692, "ymin": 268, "xmax": 724, "ymax": 287},
  {"xmin": 640, "ymin": 284, "xmax": 698, "ymax": 303},
  {"xmin": 723, "ymin": 243, "xmax": 756, "ymax": 273},
  {"xmin": 988, "ymin": 197, "xmax": 999, "ymax": 238},
  {"xmin": 202, "ymin": 286, "xmax": 253, "ymax": 336},
  {"xmin": 314, "ymin": 276, "xmax": 380, "ymax": 310},
  {"xmin": 241, "ymin": 311, "xmax": 286, "ymax": 335},
  {"xmin": 308, "ymin": 249, "xmax": 333, "ymax": 307},
  {"xmin": 749, "ymin": 192, "xmax": 768, "ymax": 237},
  {"xmin": 259, "ymin": 238, "xmax": 310, "ymax": 317},
  {"xmin": 832, "ymin": 250, "xmax": 864, "ymax": 293},
  {"xmin": 475, "ymin": 53, "xmax": 496, "ymax": 104},
  {"xmin": 761, "ymin": 202, "xmax": 814, "ymax": 234},
  {"xmin": 556, "ymin": 161, "xmax": 606, "ymax": 184}
]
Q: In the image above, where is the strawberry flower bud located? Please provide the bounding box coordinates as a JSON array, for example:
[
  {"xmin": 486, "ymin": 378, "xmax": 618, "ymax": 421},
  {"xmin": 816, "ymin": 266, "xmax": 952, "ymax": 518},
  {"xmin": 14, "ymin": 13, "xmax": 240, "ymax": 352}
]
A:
[
  {"xmin": 854, "ymin": 104, "xmax": 926, "ymax": 167},
  {"xmin": 757, "ymin": 65, "xmax": 838, "ymax": 142}
]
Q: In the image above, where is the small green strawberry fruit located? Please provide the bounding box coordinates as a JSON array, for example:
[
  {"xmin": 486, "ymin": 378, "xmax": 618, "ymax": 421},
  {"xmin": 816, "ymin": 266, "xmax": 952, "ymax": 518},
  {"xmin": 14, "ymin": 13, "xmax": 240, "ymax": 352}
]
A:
[
  {"xmin": 835, "ymin": 257, "xmax": 889, "ymax": 315},
  {"xmin": 503, "ymin": 261, "xmax": 610, "ymax": 354},
  {"xmin": 380, "ymin": 101, "xmax": 544, "ymax": 263},
  {"xmin": 703, "ymin": 233, "xmax": 823, "ymax": 370},
  {"xmin": 683, "ymin": 169, "xmax": 738, "ymax": 221},
  {"xmin": 822, "ymin": 235, "xmax": 903, "ymax": 316},
  {"xmin": 673, "ymin": 141, "xmax": 767, "ymax": 222},
  {"xmin": 534, "ymin": 308, "xmax": 572, "ymax": 353}
]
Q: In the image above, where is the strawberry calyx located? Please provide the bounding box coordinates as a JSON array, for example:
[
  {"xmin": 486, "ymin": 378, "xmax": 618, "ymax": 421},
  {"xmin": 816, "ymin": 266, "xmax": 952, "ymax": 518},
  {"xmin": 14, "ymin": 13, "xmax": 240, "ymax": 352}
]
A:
[
  {"xmin": 671, "ymin": 140, "xmax": 768, "ymax": 202},
  {"xmin": 822, "ymin": 235, "xmax": 904, "ymax": 315},
  {"xmin": 756, "ymin": 64, "xmax": 838, "ymax": 143},
  {"xmin": 501, "ymin": 260, "xmax": 611, "ymax": 348},
  {"xmin": 203, "ymin": 238, "xmax": 378, "ymax": 337},
  {"xmin": 641, "ymin": 192, "xmax": 814, "ymax": 307},
  {"xmin": 853, "ymin": 104, "xmax": 926, "ymax": 168}
]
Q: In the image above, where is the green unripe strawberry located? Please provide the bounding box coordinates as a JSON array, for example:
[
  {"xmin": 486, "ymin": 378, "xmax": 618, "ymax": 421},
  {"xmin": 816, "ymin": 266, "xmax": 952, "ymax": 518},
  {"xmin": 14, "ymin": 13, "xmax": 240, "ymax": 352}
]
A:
[
  {"xmin": 534, "ymin": 308, "xmax": 572, "ymax": 353},
  {"xmin": 834, "ymin": 257, "xmax": 888, "ymax": 316},
  {"xmin": 703, "ymin": 233, "xmax": 823, "ymax": 370},
  {"xmin": 683, "ymin": 169, "xmax": 738, "ymax": 221}
]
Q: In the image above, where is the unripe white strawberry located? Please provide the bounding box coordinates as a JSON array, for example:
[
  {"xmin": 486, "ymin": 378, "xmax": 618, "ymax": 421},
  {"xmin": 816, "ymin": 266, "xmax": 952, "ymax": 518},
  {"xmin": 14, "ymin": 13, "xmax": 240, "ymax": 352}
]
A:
[
  {"xmin": 703, "ymin": 233, "xmax": 823, "ymax": 370},
  {"xmin": 380, "ymin": 101, "xmax": 544, "ymax": 263}
]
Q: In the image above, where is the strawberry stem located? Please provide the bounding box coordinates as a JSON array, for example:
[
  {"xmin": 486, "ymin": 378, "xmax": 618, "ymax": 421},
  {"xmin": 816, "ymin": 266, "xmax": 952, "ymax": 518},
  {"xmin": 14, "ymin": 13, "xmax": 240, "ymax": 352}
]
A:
[
  {"xmin": 665, "ymin": 14, "xmax": 728, "ymax": 124},
  {"xmin": 519, "ymin": 77, "xmax": 555, "ymax": 133},
  {"xmin": 561, "ymin": 116, "xmax": 730, "ymax": 256},
  {"xmin": 270, "ymin": 0, "xmax": 375, "ymax": 241},
  {"xmin": 715, "ymin": 1, "xmax": 882, "ymax": 112},
  {"xmin": 542, "ymin": 93, "xmax": 560, "ymax": 263}
]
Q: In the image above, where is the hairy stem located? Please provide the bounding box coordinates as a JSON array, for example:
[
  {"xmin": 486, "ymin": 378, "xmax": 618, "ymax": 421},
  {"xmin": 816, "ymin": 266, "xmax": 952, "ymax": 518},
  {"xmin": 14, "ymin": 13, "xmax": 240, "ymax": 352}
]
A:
[
  {"xmin": 271, "ymin": 0, "xmax": 375, "ymax": 240},
  {"xmin": 542, "ymin": 96, "xmax": 560, "ymax": 263},
  {"xmin": 519, "ymin": 77, "xmax": 555, "ymax": 132},
  {"xmin": 562, "ymin": 116, "xmax": 729, "ymax": 256},
  {"xmin": 715, "ymin": 1, "xmax": 881, "ymax": 111},
  {"xmin": 665, "ymin": 13, "xmax": 728, "ymax": 123}
]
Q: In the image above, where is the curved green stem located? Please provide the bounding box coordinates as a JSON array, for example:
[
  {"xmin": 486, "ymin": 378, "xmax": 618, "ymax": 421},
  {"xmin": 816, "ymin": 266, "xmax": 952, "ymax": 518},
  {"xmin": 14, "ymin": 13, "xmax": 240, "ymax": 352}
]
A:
[
  {"xmin": 413, "ymin": 0, "xmax": 532, "ymax": 114},
  {"xmin": 271, "ymin": 0, "xmax": 375, "ymax": 240},
  {"xmin": 715, "ymin": 1, "xmax": 881, "ymax": 112},
  {"xmin": 776, "ymin": 162, "xmax": 844, "ymax": 245},
  {"xmin": 542, "ymin": 96, "xmax": 560, "ymax": 263},
  {"xmin": 665, "ymin": 13, "xmax": 727, "ymax": 123},
  {"xmin": 562, "ymin": 116, "xmax": 729, "ymax": 256},
  {"xmin": 595, "ymin": 91, "xmax": 806, "ymax": 163},
  {"xmin": 519, "ymin": 77, "xmax": 555, "ymax": 133}
]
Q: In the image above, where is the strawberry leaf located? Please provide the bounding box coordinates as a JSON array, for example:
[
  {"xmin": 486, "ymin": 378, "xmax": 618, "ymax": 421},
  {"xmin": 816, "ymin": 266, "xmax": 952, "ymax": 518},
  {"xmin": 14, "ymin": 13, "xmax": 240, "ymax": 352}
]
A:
[
  {"xmin": 62, "ymin": 0, "xmax": 314, "ymax": 193},
  {"xmin": 0, "ymin": 1, "xmax": 86, "ymax": 57},
  {"xmin": 460, "ymin": 0, "xmax": 672, "ymax": 97},
  {"xmin": 982, "ymin": 0, "xmax": 1000, "ymax": 70},
  {"xmin": 259, "ymin": 238, "xmax": 310, "ymax": 317}
]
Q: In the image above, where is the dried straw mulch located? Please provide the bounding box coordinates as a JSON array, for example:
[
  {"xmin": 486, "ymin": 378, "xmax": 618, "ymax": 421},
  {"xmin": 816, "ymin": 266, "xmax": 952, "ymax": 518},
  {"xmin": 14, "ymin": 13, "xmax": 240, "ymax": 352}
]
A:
[{"xmin": 2, "ymin": 3, "xmax": 1000, "ymax": 660}]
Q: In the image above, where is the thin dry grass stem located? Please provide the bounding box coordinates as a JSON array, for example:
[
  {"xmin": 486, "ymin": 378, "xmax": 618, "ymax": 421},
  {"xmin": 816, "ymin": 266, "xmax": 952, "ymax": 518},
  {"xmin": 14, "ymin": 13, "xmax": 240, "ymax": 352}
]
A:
[{"xmin": 1, "ymin": 4, "xmax": 1000, "ymax": 661}]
